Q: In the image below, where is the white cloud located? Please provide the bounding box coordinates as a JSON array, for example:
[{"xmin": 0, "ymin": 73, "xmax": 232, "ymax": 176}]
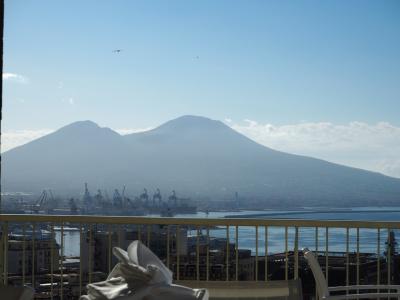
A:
[
  {"xmin": 115, "ymin": 127, "xmax": 153, "ymax": 135},
  {"xmin": 1, "ymin": 129, "xmax": 54, "ymax": 152},
  {"xmin": 2, "ymin": 72, "xmax": 28, "ymax": 83},
  {"xmin": 224, "ymin": 118, "xmax": 233, "ymax": 123},
  {"xmin": 227, "ymin": 119, "xmax": 400, "ymax": 178}
]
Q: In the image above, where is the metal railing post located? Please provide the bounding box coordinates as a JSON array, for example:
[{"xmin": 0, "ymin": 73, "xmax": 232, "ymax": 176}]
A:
[
  {"xmin": 147, "ymin": 225, "xmax": 151, "ymax": 248},
  {"xmin": 88, "ymin": 224, "xmax": 92, "ymax": 284},
  {"xmin": 60, "ymin": 223, "xmax": 64, "ymax": 300},
  {"xmin": 315, "ymin": 226, "xmax": 319, "ymax": 300},
  {"xmin": 196, "ymin": 226, "xmax": 200, "ymax": 281},
  {"xmin": 235, "ymin": 225, "xmax": 238, "ymax": 281},
  {"xmin": 387, "ymin": 228, "xmax": 391, "ymax": 285},
  {"xmin": 255, "ymin": 225, "xmax": 258, "ymax": 281},
  {"xmin": 377, "ymin": 228, "xmax": 380, "ymax": 286},
  {"xmin": 79, "ymin": 224, "xmax": 83, "ymax": 296},
  {"xmin": 1, "ymin": 222, "xmax": 8, "ymax": 286},
  {"xmin": 32, "ymin": 223, "xmax": 35, "ymax": 289},
  {"xmin": 108, "ymin": 224, "xmax": 112, "ymax": 273},
  {"xmin": 346, "ymin": 227, "xmax": 349, "ymax": 290},
  {"xmin": 176, "ymin": 225, "xmax": 180, "ymax": 280},
  {"xmin": 294, "ymin": 227, "xmax": 299, "ymax": 280},
  {"xmin": 285, "ymin": 226, "xmax": 288, "ymax": 281},
  {"xmin": 226, "ymin": 225, "xmax": 230, "ymax": 281},
  {"xmin": 206, "ymin": 226, "xmax": 210, "ymax": 281},
  {"xmin": 50, "ymin": 224, "xmax": 54, "ymax": 299},
  {"xmin": 166, "ymin": 225, "xmax": 170, "ymax": 269},
  {"xmin": 265, "ymin": 226, "xmax": 268, "ymax": 282},
  {"xmin": 325, "ymin": 227, "xmax": 329, "ymax": 283},
  {"xmin": 356, "ymin": 227, "xmax": 360, "ymax": 288},
  {"xmin": 23, "ymin": 224, "xmax": 26, "ymax": 286}
]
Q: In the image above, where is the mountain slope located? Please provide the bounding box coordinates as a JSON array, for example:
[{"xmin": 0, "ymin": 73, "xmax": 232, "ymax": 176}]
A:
[
  {"xmin": 2, "ymin": 116, "xmax": 400, "ymax": 205},
  {"xmin": 1, "ymin": 121, "xmax": 132, "ymax": 192},
  {"xmin": 122, "ymin": 116, "xmax": 400, "ymax": 204}
]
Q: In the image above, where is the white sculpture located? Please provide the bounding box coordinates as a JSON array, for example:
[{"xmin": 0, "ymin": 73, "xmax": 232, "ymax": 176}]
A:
[{"xmin": 80, "ymin": 240, "xmax": 209, "ymax": 300}]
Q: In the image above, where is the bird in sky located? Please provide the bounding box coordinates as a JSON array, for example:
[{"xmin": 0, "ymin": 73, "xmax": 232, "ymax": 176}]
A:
[{"xmin": 112, "ymin": 49, "xmax": 123, "ymax": 53}]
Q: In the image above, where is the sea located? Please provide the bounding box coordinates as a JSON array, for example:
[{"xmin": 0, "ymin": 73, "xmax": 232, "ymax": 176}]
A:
[{"xmin": 56, "ymin": 207, "xmax": 400, "ymax": 258}]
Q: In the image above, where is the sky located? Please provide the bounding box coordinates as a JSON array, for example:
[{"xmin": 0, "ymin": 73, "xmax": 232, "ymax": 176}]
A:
[{"xmin": 2, "ymin": 0, "xmax": 400, "ymax": 177}]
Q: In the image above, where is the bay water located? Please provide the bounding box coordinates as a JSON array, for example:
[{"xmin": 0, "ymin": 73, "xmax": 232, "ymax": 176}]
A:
[{"xmin": 56, "ymin": 207, "xmax": 400, "ymax": 257}]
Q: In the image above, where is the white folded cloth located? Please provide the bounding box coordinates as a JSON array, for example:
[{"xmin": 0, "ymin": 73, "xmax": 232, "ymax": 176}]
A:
[{"xmin": 80, "ymin": 240, "xmax": 208, "ymax": 300}]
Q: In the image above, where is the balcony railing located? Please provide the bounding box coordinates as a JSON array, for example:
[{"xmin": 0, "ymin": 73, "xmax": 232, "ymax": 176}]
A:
[{"xmin": 0, "ymin": 214, "xmax": 399, "ymax": 299}]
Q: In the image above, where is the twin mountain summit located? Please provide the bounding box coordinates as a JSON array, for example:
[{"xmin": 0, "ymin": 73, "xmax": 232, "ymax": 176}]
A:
[{"xmin": 2, "ymin": 115, "xmax": 400, "ymax": 207}]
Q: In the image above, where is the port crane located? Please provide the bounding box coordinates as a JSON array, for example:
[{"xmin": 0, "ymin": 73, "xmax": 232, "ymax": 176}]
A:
[
  {"xmin": 168, "ymin": 190, "xmax": 178, "ymax": 207},
  {"xmin": 121, "ymin": 186, "xmax": 136, "ymax": 208},
  {"xmin": 124, "ymin": 196, "xmax": 135, "ymax": 207},
  {"xmin": 122, "ymin": 185, "xmax": 126, "ymax": 207},
  {"xmin": 94, "ymin": 189, "xmax": 104, "ymax": 207},
  {"xmin": 104, "ymin": 189, "xmax": 112, "ymax": 207},
  {"xmin": 139, "ymin": 189, "xmax": 149, "ymax": 206},
  {"xmin": 153, "ymin": 188, "xmax": 162, "ymax": 207},
  {"xmin": 83, "ymin": 182, "xmax": 93, "ymax": 210},
  {"xmin": 32, "ymin": 190, "xmax": 48, "ymax": 214},
  {"xmin": 113, "ymin": 189, "xmax": 123, "ymax": 208}
]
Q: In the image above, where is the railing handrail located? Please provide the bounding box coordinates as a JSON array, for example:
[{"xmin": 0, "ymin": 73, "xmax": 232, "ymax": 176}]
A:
[{"xmin": 1, "ymin": 214, "xmax": 399, "ymax": 228}]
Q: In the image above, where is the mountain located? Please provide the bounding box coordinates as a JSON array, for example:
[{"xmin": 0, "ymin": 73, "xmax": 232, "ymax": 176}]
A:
[
  {"xmin": 2, "ymin": 116, "xmax": 400, "ymax": 206},
  {"xmin": 1, "ymin": 121, "xmax": 132, "ymax": 193}
]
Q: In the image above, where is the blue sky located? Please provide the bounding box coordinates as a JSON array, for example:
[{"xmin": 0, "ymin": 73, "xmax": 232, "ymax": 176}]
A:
[{"xmin": 2, "ymin": 0, "xmax": 400, "ymax": 177}]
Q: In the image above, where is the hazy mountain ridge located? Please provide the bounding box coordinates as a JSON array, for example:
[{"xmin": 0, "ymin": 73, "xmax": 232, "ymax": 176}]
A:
[{"xmin": 2, "ymin": 116, "xmax": 400, "ymax": 206}]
